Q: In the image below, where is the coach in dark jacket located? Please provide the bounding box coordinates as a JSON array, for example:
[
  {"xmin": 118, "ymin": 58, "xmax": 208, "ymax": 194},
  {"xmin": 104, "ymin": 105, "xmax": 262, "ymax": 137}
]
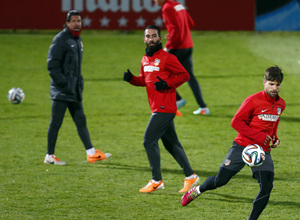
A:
[
  {"xmin": 47, "ymin": 26, "xmax": 83, "ymax": 102},
  {"xmin": 44, "ymin": 10, "xmax": 111, "ymax": 165}
]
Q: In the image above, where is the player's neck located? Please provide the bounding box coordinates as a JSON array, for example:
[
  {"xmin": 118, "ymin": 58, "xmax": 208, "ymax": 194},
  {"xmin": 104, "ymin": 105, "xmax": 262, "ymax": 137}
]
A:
[{"xmin": 68, "ymin": 27, "xmax": 81, "ymax": 37}]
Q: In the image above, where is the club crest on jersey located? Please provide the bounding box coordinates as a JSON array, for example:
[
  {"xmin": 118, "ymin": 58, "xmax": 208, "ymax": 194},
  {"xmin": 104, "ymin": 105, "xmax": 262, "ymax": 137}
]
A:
[
  {"xmin": 224, "ymin": 159, "xmax": 231, "ymax": 166},
  {"xmin": 277, "ymin": 107, "xmax": 282, "ymax": 115},
  {"xmin": 154, "ymin": 59, "xmax": 160, "ymax": 66}
]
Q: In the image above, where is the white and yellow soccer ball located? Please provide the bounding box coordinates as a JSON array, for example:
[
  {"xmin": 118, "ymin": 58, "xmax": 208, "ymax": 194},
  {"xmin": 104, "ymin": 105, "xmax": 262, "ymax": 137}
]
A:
[
  {"xmin": 7, "ymin": 87, "xmax": 25, "ymax": 104},
  {"xmin": 242, "ymin": 144, "xmax": 265, "ymax": 167}
]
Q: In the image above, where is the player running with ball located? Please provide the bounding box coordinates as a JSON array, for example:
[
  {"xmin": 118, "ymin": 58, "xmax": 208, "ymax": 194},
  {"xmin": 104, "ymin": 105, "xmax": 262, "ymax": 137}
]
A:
[{"xmin": 181, "ymin": 66, "xmax": 286, "ymax": 220}]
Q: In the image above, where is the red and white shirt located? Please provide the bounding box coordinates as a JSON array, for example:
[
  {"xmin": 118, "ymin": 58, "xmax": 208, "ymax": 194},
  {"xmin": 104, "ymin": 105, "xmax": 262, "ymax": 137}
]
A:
[
  {"xmin": 162, "ymin": 0, "xmax": 194, "ymax": 49},
  {"xmin": 231, "ymin": 90, "xmax": 286, "ymax": 152},
  {"xmin": 129, "ymin": 49, "xmax": 190, "ymax": 113}
]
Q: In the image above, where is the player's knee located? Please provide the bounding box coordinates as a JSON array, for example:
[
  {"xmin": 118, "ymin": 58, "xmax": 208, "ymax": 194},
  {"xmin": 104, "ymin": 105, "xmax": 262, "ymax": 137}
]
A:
[
  {"xmin": 215, "ymin": 175, "xmax": 230, "ymax": 187},
  {"xmin": 75, "ymin": 117, "xmax": 86, "ymax": 128},
  {"xmin": 215, "ymin": 168, "xmax": 236, "ymax": 187},
  {"xmin": 254, "ymin": 171, "xmax": 274, "ymax": 194},
  {"xmin": 49, "ymin": 120, "xmax": 62, "ymax": 129},
  {"xmin": 143, "ymin": 138, "xmax": 151, "ymax": 148},
  {"xmin": 261, "ymin": 179, "xmax": 273, "ymax": 195}
]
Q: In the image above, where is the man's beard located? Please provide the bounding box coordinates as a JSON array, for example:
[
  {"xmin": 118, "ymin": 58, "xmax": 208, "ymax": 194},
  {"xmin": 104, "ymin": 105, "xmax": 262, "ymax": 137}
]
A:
[{"xmin": 146, "ymin": 40, "xmax": 161, "ymax": 51}]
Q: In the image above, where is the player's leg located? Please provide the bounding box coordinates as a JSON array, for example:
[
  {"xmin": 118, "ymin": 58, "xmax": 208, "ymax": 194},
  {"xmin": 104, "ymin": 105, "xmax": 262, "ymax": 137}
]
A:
[
  {"xmin": 181, "ymin": 167, "xmax": 238, "ymax": 206},
  {"xmin": 181, "ymin": 48, "xmax": 207, "ymax": 110},
  {"xmin": 161, "ymin": 119, "xmax": 194, "ymax": 177},
  {"xmin": 140, "ymin": 113, "xmax": 174, "ymax": 193},
  {"xmin": 200, "ymin": 167, "xmax": 238, "ymax": 192},
  {"xmin": 45, "ymin": 100, "xmax": 68, "ymax": 165},
  {"xmin": 181, "ymin": 141, "xmax": 244, "ymax": 205},
  {"xmin": 168, "ymin": 49, "xmax": 186, "ymax": 108},
  {"xmin": 249, "ymin": 153, "xmax": 274, "ymax": 220},
  {"xmin": 160, "ymin": 119, "xmax": 199, "ymax": 192},
  {"xmin": 248, "ymin": 171, "xmax": 274, "ymax": 220},
  {"xmin": 143, "ymin": 113, "xmax": 175, "ymax": 181},
  {"xmin": 69, "ymin": 101, "xmax": 93, "ymax": 150},
  {"xmin": 201, "ymin": 142, "xmax": 245, "ymax": 191},
  {"xmin": 69, "ymin": 102, "xmax": 111, "ymax": 163},
  {"xmin": 47, "ymin": 100, "xmax": 68, "ymax": 154}
]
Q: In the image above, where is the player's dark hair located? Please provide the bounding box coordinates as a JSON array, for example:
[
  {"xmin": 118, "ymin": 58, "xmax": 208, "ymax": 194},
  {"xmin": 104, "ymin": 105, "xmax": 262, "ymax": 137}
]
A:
[
  {"xmin": 145, "ymin": 25, "xmax": 161, "ymax": 37},
  {"xmin": 66, "ymin": 10, "xmax": 81, "ymax": 22},
  {"xmin": 264, "ymin": 65, "xmax": 284, "ymax": 83}
]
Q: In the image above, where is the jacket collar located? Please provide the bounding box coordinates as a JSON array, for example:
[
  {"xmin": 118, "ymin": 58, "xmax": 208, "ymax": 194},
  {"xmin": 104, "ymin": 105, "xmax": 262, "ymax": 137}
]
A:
[{"xmin": 262, "ymin": 90, "xmax": 279, "ymax": 103}]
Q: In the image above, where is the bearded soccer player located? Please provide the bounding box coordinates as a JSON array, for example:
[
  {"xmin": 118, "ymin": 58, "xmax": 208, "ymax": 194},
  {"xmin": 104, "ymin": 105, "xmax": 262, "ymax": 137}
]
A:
[
  {"xmin": 181, "ymin": 66, "xmax": 286, "ymax": 220},
  {"xmin": 123, "ymin": 25, "xmax": 199, "ymax": 193},
  {"xmin": 154, "ymin": 0, "xmax": 209, "ymax": 115}
]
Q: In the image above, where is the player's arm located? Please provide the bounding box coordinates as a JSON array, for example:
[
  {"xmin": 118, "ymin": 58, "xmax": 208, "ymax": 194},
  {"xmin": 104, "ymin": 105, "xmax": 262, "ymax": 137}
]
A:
[
  {"xmin": 163, "ymin": 7, "xmax": 182, "ymax": 48},
  {"xmin": 47, "ymin": 41, "xmax": 68, "ymax": 88},
  {"xmin": 186, "ymin": 12, "xmax": 195, "ymax": 29},
  {"xmin": 231, "ymin": 98, "xmax": 268, "ymax": 145},
  {"xmin": 163, "ymin": 55, "xmax": 190, "ymax": 88},
  {"xmin": 269, "ymin": 117, "xmax": 281, "ymax": 148},
  {"xmin": 123, "ymin": 66, "xmax": 146, "ymax": 87},
  {"xmin": 270, "ymin": 103, "xmax": 285, "ymax": 148}
]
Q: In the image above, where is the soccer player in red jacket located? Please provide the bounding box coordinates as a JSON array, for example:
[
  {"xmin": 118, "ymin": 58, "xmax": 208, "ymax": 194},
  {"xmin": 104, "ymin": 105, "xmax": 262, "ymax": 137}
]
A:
[
  {"xmin": 154, "ymin": 0, "xmax": 209, "ymax": 115},
  {"xmin": 181, "ymin": 66, "xmax": 286, "ymax": 220},
  {"xmin": 123, "ymin": 25, "xmax": 199, "ymax": 193}
]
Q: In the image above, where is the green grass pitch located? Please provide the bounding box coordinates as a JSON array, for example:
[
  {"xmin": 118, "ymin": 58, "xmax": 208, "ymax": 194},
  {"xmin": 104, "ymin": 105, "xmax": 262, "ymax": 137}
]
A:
[{"xmin": 0, "ymin": 30, "xmax": 299, "ymax": 219}]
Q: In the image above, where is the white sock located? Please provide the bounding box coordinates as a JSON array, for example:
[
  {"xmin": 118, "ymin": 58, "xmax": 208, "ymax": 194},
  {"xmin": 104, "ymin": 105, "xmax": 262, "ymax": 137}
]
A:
[
  {"xmin": 195, "ymin": 186, "xmax": 201, "ymax": 194},
  {"xmin": 186, "ymin": 173, "xmax": 196, "ymax": 179},
  {"xmin": 86, "ymin": 148, "xmax": 96, "ymax": 156},
  {"xmin": 152, "ymin": 180, "xmax": 161, "ymax": 184}
]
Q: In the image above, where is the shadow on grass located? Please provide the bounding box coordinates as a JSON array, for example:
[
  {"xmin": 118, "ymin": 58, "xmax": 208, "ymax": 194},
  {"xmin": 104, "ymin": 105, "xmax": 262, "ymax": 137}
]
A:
[
  {"xmin": 91, "ymin": 162, "xmax": 255, "ymax": 181},
  {"xmin": 206, "ymin": 192, "xmax": 300, "ymax": 208}
]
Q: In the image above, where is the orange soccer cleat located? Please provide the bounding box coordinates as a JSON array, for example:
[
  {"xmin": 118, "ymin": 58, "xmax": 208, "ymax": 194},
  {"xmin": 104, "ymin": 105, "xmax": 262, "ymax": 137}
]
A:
[
  {"xmin": 179, "ymin": 173, "xmax": 200, "ymax": 193},
  {"xmin": 139, "ymin": 180, "xmax": 164, "ymax": 193},
  {"xmin": 87, "ymin": 149, "xmax": 111, "ymax": 163}
]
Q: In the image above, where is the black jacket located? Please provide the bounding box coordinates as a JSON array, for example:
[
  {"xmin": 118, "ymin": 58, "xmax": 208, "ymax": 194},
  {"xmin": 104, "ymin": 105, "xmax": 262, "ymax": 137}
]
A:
[{"xmin": 47, "ymin": 27, "xmax": 83, "ymax": 102}]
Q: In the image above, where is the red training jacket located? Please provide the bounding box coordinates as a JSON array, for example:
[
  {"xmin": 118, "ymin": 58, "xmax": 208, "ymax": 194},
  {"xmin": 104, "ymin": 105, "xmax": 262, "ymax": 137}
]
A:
[
  {"xmin": 231, "ymin": 90, "xmax": 286, "ymax": 152},
  {"xmin": 129, "ymin": 48, "xmax": 190, "ymax": 113},
  {"xmin": 162, "ymin": 0, "xmax": 194, "ymax": 49}
]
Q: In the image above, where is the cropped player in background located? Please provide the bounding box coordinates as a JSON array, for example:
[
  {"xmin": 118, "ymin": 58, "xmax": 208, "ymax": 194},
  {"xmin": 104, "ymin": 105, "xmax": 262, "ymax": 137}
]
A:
[
  {"xmin": 123, "ymin": 25, "xmax": 199, "ymax": 193},
  {"xmin": 154, "ymin": 0, "xmax": 209, "ymax": 115},
  {"xmin": 181, "ymin": 66, "xmax": 286, "ymax": 220},
  {"xmin": 45, "ymin": 10, "xmax": 111, "ymax": 165}
]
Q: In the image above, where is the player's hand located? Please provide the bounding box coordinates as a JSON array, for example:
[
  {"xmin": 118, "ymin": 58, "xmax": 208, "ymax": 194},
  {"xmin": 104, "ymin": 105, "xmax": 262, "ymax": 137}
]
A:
[
  {"xmin": 123, "ymin": 69, "xmax": 133, "ymax": 82},
  {"xmin": 154, "ymin": 76, "xmax": 169, "ymax": 91},
  {"xmin": 263, "ymin": 135, "xmax": 272, "ymax": 145},
  {"xmin": 164, "ymin": 34, "xmax": 169, "ymax": 39},
  {"xmin": 271, "ymin": 140, "xmax": 280, "ymax": 148}
]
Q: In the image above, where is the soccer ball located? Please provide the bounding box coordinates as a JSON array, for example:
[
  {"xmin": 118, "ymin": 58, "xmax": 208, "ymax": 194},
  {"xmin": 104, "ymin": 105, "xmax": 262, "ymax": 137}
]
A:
[
  {"xmin": 7, "ymin": 87, "xmax": 25, "ymax": 104},
  {"xmin": 242, "ymin": 144, "xmax": 265, "ymax": 167}
]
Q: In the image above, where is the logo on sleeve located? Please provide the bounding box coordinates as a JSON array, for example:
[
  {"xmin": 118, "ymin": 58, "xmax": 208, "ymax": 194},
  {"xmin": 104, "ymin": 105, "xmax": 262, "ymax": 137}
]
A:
[{"xmin": 224, "ymin": 159, "xmax": 231, "ymax": 166}]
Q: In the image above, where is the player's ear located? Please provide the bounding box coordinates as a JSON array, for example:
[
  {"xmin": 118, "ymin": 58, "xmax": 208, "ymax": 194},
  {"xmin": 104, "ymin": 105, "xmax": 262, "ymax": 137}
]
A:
[{"xmin": 263, "ymin": 80, "xmax": 266, "ymax": 86}]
